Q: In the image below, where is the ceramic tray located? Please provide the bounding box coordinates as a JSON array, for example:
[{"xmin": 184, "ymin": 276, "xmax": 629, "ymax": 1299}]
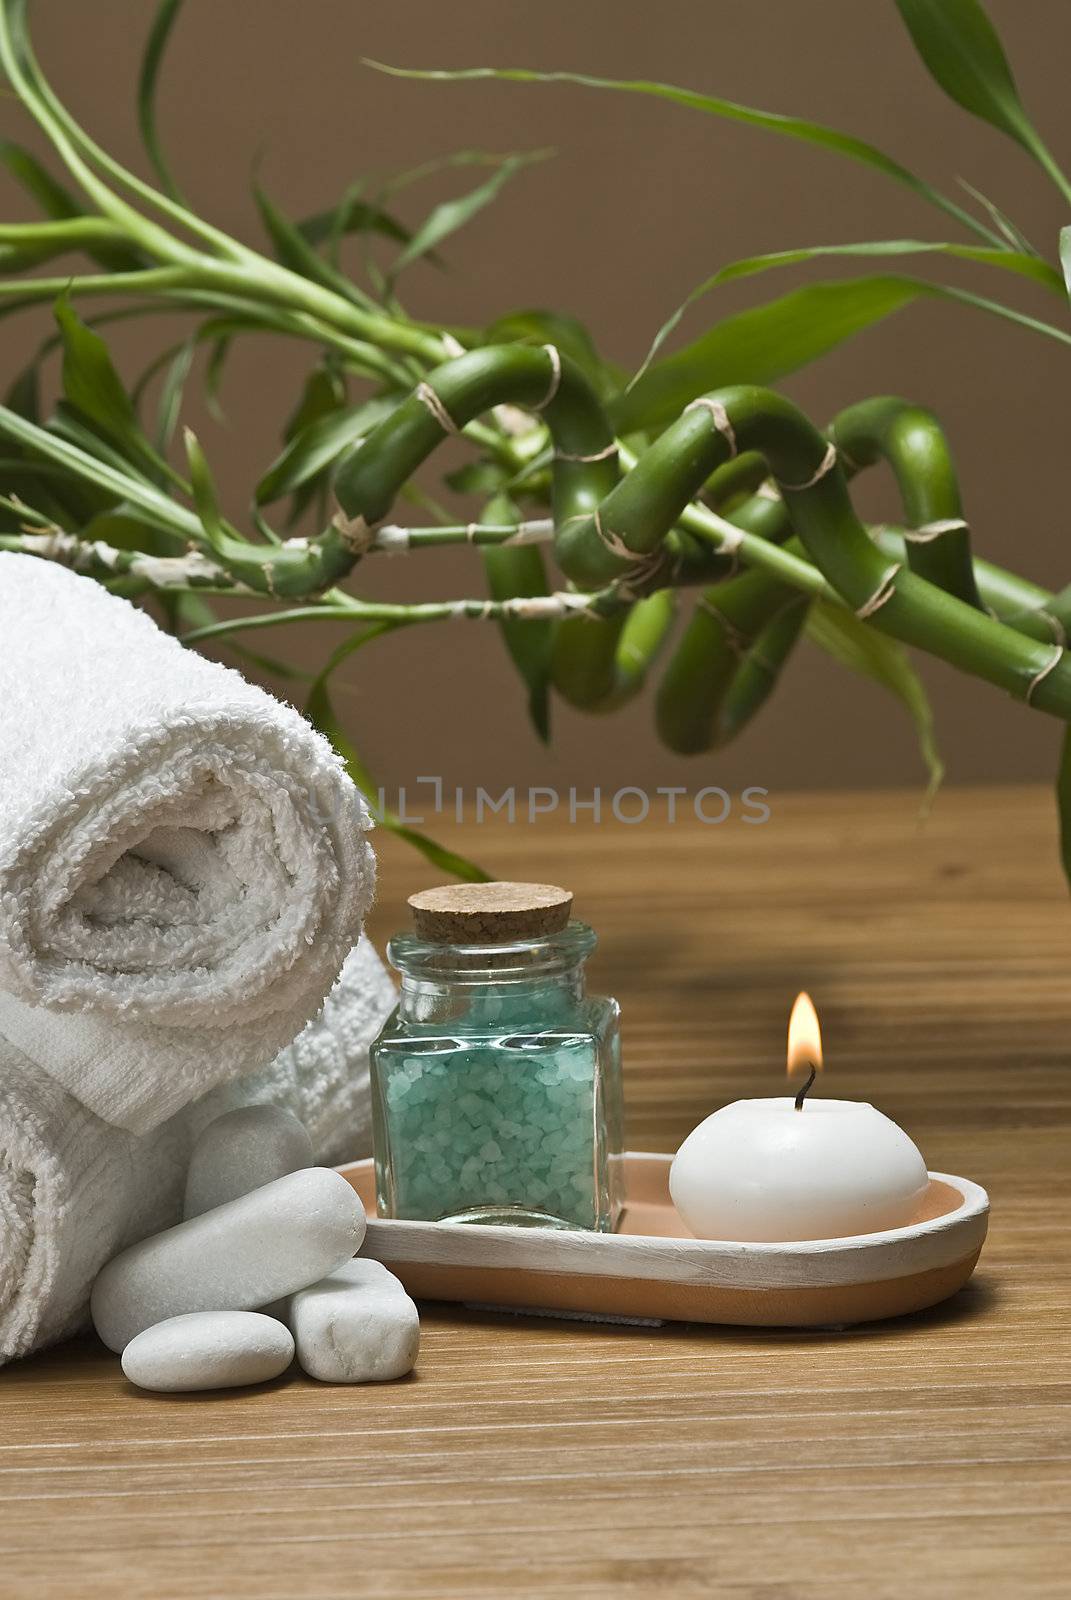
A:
[{"xmin": 337, "ymin": 1152, "xmax": 989, "ymax": 1327}]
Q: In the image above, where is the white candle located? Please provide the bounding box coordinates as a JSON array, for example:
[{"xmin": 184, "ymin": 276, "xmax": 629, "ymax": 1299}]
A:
[{"xmin": 669, "ymin": 993, "xmax": 929, "ymax": 1242}]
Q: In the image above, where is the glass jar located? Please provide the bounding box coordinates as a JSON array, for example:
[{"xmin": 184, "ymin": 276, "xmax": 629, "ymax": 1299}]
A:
[{"xmin": 370, "ymin": 891, "xmax": 623, "ymax": 1232}]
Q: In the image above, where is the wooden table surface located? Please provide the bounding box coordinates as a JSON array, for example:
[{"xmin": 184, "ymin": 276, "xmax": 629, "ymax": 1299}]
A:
[{"xmin": 2, "ymin": 785, "xmax": 1069, "ymax": 1599}]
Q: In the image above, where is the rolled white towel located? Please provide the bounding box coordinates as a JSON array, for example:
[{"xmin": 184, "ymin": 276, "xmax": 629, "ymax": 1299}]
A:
[
  {"xmin": 0, "ymin": 553, "xmax": 375, "ymax": 1132},
  {"xmin": 0, "ymin": 936, "xmax": 395, "ymax": 1365}
]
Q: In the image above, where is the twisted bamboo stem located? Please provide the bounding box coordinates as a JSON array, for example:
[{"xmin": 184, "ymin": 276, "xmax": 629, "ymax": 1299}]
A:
[
  {"xmin": 333, "ymin": 354, "xmax": 1071, "ymax": 720},
  {"xmin": 7, "ymin": 337, "xmax": 1070, "ymax": 725}
]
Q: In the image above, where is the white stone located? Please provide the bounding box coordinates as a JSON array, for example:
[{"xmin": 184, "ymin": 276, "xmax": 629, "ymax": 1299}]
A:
[
  {"xmin": 288, "ymin": 1257, "xmax": 420, "ymax": 1383},
  {"xmin": 121, "ymin": 1311, "xmax": 295, "ymax": 1393},
  {"xmin": 92, "ymin": 1167, "xmax": 366, "ymax": 1352},
  {"xmin": 184, "ymin": 1105, "xmax": 314, "ymax": 1218}
]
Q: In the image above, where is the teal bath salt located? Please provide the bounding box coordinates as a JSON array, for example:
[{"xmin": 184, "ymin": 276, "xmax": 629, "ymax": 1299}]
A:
[{"xmin": 370, "ymin": 883, "xmax": 623, "ymax": 1231}]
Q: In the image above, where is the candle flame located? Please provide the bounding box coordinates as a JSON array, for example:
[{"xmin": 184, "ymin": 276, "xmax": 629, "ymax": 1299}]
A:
[{"xmin": 787, "ymin": 991, "xmax": 823, "ymax": 1078}]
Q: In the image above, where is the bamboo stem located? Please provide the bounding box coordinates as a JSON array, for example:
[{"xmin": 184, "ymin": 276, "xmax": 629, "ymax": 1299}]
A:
[
  {"xmin": 830, "ymin": 398, "xmax": 981, "ymax": 608},
  {"xmin": 562, "ymin": 383, "xmax": 1071, "ymax": 718}
]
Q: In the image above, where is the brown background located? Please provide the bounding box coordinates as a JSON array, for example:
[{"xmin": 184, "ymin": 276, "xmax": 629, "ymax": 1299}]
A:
[{"xmin": 5, "ymin": 0, "xmax": 1071, "ymax": 801}]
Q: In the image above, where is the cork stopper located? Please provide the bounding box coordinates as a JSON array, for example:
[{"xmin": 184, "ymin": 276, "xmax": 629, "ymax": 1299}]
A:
[{"xmin": 408, "ymin": 881, "xmax": 573, "ymax": 943}]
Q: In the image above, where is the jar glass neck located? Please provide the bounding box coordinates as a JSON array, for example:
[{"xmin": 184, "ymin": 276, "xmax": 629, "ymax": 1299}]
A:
[
  {"xmin": 387, "ymin": 921, "xmax": 596, "ymax": 1021},
  {"xmin": 396, "ymin": 964, "xmax": 585, "ymax": 1020}
]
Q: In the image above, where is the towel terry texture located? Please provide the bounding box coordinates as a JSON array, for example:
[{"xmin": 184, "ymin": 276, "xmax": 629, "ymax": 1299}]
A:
[
  {"xmin": 0, "ymin": 552, "xmax": 375, "ymax": 1132},
  {"xmin": 0, "ymin": 937, "xmax": 395, "ymax": 1364}
]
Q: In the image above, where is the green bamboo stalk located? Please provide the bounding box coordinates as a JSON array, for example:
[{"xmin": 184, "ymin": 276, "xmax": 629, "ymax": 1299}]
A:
[
  {"xmin": 0, "ymin": 525, "xmax": 233, "ymax": 590},
  {"xmin": 551, "ymin": 590, "xmax": 677, "ymax": 712},
  {"xmin": 563, "ymin": 384, "xmax": 1071, "ymax": 718},
  {"xmin": 873, "ymin": 526, "xmax": 1059, "ymax": 641},
  {"xmin": 655, "ymin": 571, "xmax": 808, "ymax": 753},
  {"xmin": 651, "ymin": 396, "xmax": 985, "ymax": 750},
  {"xmin": 180, "ymin": 587, "xmax": 625, "ymax": 646},
  {"xmin": 7, "ymin": 329, "xmax": 1071, "ymax": 728},
  {"xmin": 335, "ymin": 343, "xmax": 618, "ymax": 534},
  {"xmin": 830, "ymin": 398, "xmax": 981, "ymax": 607}
]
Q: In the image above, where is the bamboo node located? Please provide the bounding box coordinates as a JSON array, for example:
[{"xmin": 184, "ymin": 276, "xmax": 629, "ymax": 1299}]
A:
[
  {"xmin": 1025, "ymin": 645, "xmax": 1063, "ymax": 705},
  {"xmin": 1037, "ymin": 610, "xmax": 1068, "ymax": 649},
  {"xmin": 685, "ymin": 397, "xmax": 737, "ymax": 457},
  {"xmin": 440, "ymin": 333, "xmax": 466, "ymax": 358},
  {"xmin": 415, "ymin": 382, "xmax": 460, "ymax": 435},
  {"xmin": 698, "ymin": 595, "xmax": 748, "ymax": 656},
  {"xmin": 534, "ymin": 344, "xmax": 562, "ymax": 410},
  {"xmin": 592, "ymin": 506, "xmax": 652, "ymax": 566},
  {"xmin": 331, "ymin": 507, "xmax": 378, "ymax": 555},
  {"xmin": 612, "ymin": 551, "xmax": 666, "ymax": 599},
  {"xmin": 556, "ymin": 441, "xmax": 619, "ymax": 464},
  {"xmin": 371, "ymin": 525, "xmax": 411, "ymax": 554},
  {"xmin": 755, "ymin": 480, "xmax": 781, "ymax": 502},
  {"xmin": 903, "ymin": 519, "xmax": 969, "ymax": 544},
  {"xmin": 503, "ymin": 519, "xmax": 554, "ymax": 546},
  {"xmin": 829, "ymin": 427, "xmax": 862, "ymax": 474},
  {"xmin": 779, "ymin": 441, "xmax": 837, "ymax": 492},
  {"xmin": 855, "ymin": 562, "xmax": 902, "ymax": 620}
]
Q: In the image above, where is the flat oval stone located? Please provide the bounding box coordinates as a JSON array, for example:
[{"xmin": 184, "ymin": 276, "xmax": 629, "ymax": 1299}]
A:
[
  {"xmin": 184, "ymin": 1105, "xmax": 314, "ymax": 1218},
  {"xmin": 122, "ymin": 1311, "xmax": 295, "ymax": 1392},
  {"xmin": 289, "ymin": 1256, "xmax": 420, "ymax": 1383},
  {"xmin": 92, "ymin": 1167, "xmax": 366, "ymax": 1353}
]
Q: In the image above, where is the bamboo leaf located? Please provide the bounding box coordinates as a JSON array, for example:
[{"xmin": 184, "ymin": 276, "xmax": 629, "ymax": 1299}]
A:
[
  {"xmin": 306, "ymin": 628, "xmax": 490, "ymax": 881},
  {"xmin": 254, "ymin": 184, "xmax": 376, "ymax": 309},
  {"xmin": 5, "ymin": 364, "xmax": 39, "ymax": 422},
  {"xmin": 50, "ymin": 402, "xmax": 157, "ymax": 487},
  {"xmin": 615, "ymin": 273, "xmax": 1071, "ymax": 434},
  {"xmin": 283, "ymin": 364, "xmax": 346, "ymax": 441},
  {"xmin": 807, "ymin": 599, "xmax": 943, "ymax": 798},
  {"xmin": 481, "ymin": 491, "xmax": 552, "ymax": 742},
  {"xmin": 138, "ymin": 0, "xmax": 185, "ymax": 202},
  {"xmin": 0, "ymin": 140, "xmax": 143, "ymax": 270},
  {"xmin": 204, "ymin": 333, "xmax": 231, "ymax": 420},
  {"xmin": 367, "ymin": 62, "xmax": 1003, "ymax": 246},
  {"xmin": 54, "ymin": 296, "xmax": 178, "ymax": 485},
  {"xmin": 0, "ymin": 137, "xmax": 79, "ymax": 218},
  {"xmin": 1060, "ymin": 227, "xmax": 1071, "ymax": 304},
  {"xmin": 183, "ymin": 427, "xmax": 227, "ymax": 549},
  {"xmin": 154, "ymin": 337, "xmax": 193, "ymax": 452},
  {"xmin": 0, "ymin": 401, "xmax": 197, "ymax": 540},
  {"xmin": 956, "ymin": 179, "xmax": 1036, "ymax": 255},
  {"xmin": 278, "ymin": 364, "xmax": 347, "ymax": 525},
  {"xmin": 389, "ymin": 149, "xmax": 553, "ymax": 281},
  {"xmin": 894, "ymin": 2, "xmax": 1047, "ymax": 152},
  {"xmin": 296, "ymin": 192, "xmax": 414, "ymax": 252},
  {"xmin": 632, "ymin": 238, "xmax": 1064, "ymax": 390},
  {"xmin": 896, "ymin": 0, "xmax": 1071, "ymax": 207},
  {"xmin": 54, "ymin": 296, "xmax": 139, "ymax": 449},
  {"xmin": 255, "ymin": 394, "xmax": 399, "ymax": 505}
]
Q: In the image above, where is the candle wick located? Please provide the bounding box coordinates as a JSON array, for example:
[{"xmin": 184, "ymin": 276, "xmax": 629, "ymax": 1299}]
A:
[{"xmin": 794, "ymin": 1063, "xmax": 817, "ymax": 1111}]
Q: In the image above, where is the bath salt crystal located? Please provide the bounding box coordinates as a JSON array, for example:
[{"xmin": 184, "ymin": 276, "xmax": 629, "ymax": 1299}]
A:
[
  {"xmin": 121, "ymin": 1311, "xmax": 294, "ymax": 1393},
  {"xmin": 184, "ymin": 1105, "xmax": 313, "ymax": 1218},
  {"xmin": 288, "ymin": 1257, "xmax": 419, "ymax": 1383}
]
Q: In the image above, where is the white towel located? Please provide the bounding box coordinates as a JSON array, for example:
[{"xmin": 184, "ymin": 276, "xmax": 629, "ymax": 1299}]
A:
[
  {"xmin": 0, "ymin": 553, "xmax": 375, "ymax": 1133},
  {"xmin": 0, "ymin": 936, "xmax": 396, "ymax": 1365}
]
